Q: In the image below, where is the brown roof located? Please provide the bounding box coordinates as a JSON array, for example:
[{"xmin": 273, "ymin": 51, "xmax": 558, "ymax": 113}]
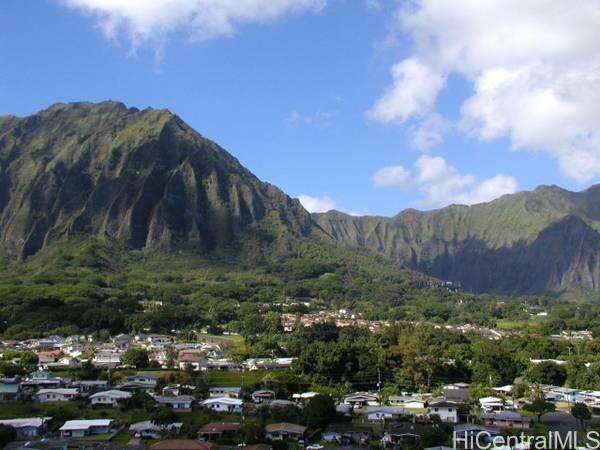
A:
[
  {"xmin": 265, "ymin": 423, "xmax": 306, "ymax": 434},
  {"xmin": 199, "ymin": 422, "xmax": 242, "ymax": 433},
  {"xmin": 151, "ymin": 440, "xmax": 215, "ymax": 450}
]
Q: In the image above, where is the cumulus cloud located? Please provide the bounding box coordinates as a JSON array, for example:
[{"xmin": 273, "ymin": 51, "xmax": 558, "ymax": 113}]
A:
[
  {"xmin": 372, "ymin": 165, "xmax": 410, "ymax": 187},
  {"xmin": 373, "ymin": 155, "xmax": 518, "ymax": 207},
  {"xmin": 414, "ymin": 155, "xmax": 518, "ymax": 206},
  {"xmin": 297, "ymin": 194, "xmax": 337, "ymax": 213},
  {"xmin": 409, "ymin": 113, "xmax": 450, "ymax": 151},
  {"xmin": 372, "ymin": 0, "xmax": 600, "ymax": 181},
  {"xmin": 366, "ymin": 58, "xmax": 445, "ymax": 124},
  {"xmin": 61, "ymin": 0, "xmax": 326, "ymax": 45}
]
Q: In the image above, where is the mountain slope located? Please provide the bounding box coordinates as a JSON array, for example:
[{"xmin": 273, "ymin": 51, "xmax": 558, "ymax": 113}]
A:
[
  {"xmin": 314, "ymin": 186, "xmax": 600, "ymax": 295},
  {"xmin": 0, "ymin": 101, "xmax": 312, "ymax": 259}
]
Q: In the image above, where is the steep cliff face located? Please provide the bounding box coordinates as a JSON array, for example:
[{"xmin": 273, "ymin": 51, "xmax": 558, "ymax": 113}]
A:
[
  {"xmin": 0, "ymin": 102, "xmax": 311, "ymax": 259},
  {"xmin": 314, "ymin": 186, "xmax": 600, "ymax": 294}
]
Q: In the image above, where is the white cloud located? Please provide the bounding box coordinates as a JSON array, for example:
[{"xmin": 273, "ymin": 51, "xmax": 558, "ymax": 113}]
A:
[
  {"xmin": 373, "ymin": 155, "xmax": 518, "ymax": 207},
  {"xmin": 297, "ymin": 194, "xmax": 337, "ymax": 213},
  {"xmin": 409, "ymin": 113, "xmax": 450, "ymax": 151},
  {"xmin": 372, "ymin": 165, "xmax": 410, "ymax": 187},
  {"xmin": 365, "ymin": 0, "xmax": 382, "ymax": 10},
  {"xmin": 61, "ymin": 0, "xmax": 326, "ymax": 45},
  {"xmin": 414, "ymin": 155, "xmax": 518, "ymax": 206},
  {"xmin": 379, "ymin": 0, "xmax": 600, "ymax": 182},
  {"xmin": 366, "ymin": 58, "xmax": 445, "ymax": 124},
  {"xmin": 286, "ymin": 110, "xmax": 335, "ymax": 127}
]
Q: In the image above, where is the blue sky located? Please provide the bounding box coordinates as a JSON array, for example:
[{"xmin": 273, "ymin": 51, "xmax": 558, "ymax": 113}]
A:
[{"xmin": 1, "ymin": 0, "xmax": 599, "ymax": 216}]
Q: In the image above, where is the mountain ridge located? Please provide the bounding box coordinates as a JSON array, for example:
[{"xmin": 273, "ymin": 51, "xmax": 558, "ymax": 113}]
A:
[{"xmin": 314, "ymin": 184, "xmax": 600, "ymax": 295}]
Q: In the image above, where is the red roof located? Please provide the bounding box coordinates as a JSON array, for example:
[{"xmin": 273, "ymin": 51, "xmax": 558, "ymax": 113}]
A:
[{"xmin": 151, "ymin": 440, "xmax": 215, "ymax": 450}]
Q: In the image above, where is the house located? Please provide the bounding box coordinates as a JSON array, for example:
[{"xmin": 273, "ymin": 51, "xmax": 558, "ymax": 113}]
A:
[
  {"xmin": 251, "ymin": 390, "xmax": 275, "ymax": 404},
  {"xmin": 270, "ymin": 399, "xmax": 297, "ymax": 409},
  {"xmin": 292, "ymin": 392, "xmax": 318, "ymax": 404},
  {"xmin": 34, "ymin": 388, "xmax": 78, "ymax": 403},
  {"xmin": 70, "ymin": 380, "xmax": 109, "ymax": 393},
  {"xmin": 59, "ymin": 419, "xmax": 113, "ymax": 438},
  {"xmin": 90, "ymin": 390, "xmax": 132, "ymax": 407},
  {"xmin": 177, "ymin": 353, "xmax": 208, "ymax": 371},
  {"xmin": 321, "ymin": 424, "xmax": 372, "ymax": 445},
  {"xmin": 125, "ymin": 375, "xmax": 158, "ymax": 388},
  {"xmin": 388, "ymin": 395, "xmax": 425, "ymax": 409},
  {"xmin": 381, "ymin": 422, "xmax": 427, "ymax": 448},
  {"xmin": 428, "ymin": 401, "xmax": 458, "ymax": 423},
  {"xmin": 479, "ymin": 411, "xmax": 531, "ymax": 429},
  {"xmin": 201, "ymin": 397, "xmax": 243, "ymax": 413},
  {"xmin": 93, "ymin": 352, "xmax": 121, "ymax": 368},
  {"xmin": 453, "ymin": 424, "xmax": 501, "ymax": 447},
  {"xmin": 154, "ymin": 395, "xmax": 193, "ymax": 409},
  {"xmin": 343, "ymin": 392, "xmax": 379, "ymax": 409},
  {"xmin": 367, "ymin": 406, "xmax": 408, "ymax": 421},
  {"xmin": 23, "ymin": 371, "xmax": 63, "ymax": 388},
  {"xmin": 443, "ymin": 383, "xmax": 470, "ymax": 402},
  {"xmin": 265, "ymin": 423, "xmax": 306, "ymax": 441},
  {"xmin": 208, "ymin": 387, "xmax": 241, "ymax": 398},
  {"xmin": 112, "ymin": 334, "xmax": 134, "ymax": 349},
  {"xmin": 36, "ymin": 351, "xmax": 61, "ymax": 367},
  {"xmin": 479, "ymin": 396, "xmax": 504, "ymax": 412},
  {"xmin": 145, "ymin": 335, "xmax": 174, "ymax": 350},
  {"xmin": 0, "ymin": 418, "xmax": 51, "ymax": 437},
  {"xmin": 0, "ymin": 377, "xmax": 21, "ymax": 400},
  {"xmin": 198, "ymin": 422, "xmax": 242, "ymax": 441},
  {"xmin": 150, "ymin": 440, "xmax": 215, "ymax": 450},
  {"xmin": 129, "ymin": 421, "xmax": 183, "ymax": 439}
]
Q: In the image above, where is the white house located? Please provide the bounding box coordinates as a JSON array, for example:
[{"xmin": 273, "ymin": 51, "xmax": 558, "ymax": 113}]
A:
[
  {"xmin": 0, "ymin": 418, "xmax": 51, "ymax": 437},
  {"xmin": 59, "ymin": 419, "xmax": 113, "ymax": 438},
  {"xmin": 154, "ymin": 395, "xmax": 193, "ymax": 409},
  {"xmin": 479, "ymin": 396, "xmax": 505, "ymax": 412},
  {"xmin": 125, "ymin": 375, "xmax": 158, "ymax": 387},
  {"xmin": 0, "ymin": 377, "xmax": 21, "ymax": 400},
  {"xmin": 34, "ymin": 388, "xmax": 78, "ymax": 403},
  {"xmin": 428, "ymin": 401, "xmax": 458, "ymax": 423},
  {"xmin": 388, "ymin": 395, "xmax": 426, "ymax": 409},
  {"xmin": 90, "ymin": 390, "xmax": 132, "ymax": 407},
  {"xmin": 201, "ymin": 397, "xmax": 243, "ymax": 413},
  {"xmin": 252, "ymin": 390, "xmax": 275, "ymax": 404},
  {"xmin": 23, "ymin": 371, "xmax": 63, "ymax": 388},
  {"xmin": 343, "ymin": 392, "xmax": 379, "ymax": 409},
  {"xmin": 366, "ymin": 406, "xmax": 407, "ymax": 422}
]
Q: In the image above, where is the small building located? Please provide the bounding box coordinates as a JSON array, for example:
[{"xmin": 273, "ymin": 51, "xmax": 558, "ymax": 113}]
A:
[
  {"xmin": 200, "ymin": 397, "xmax": 243, "ymax": 413},
  {"xmin": 321, "ymin": 423, "xmax": 372, "ymax": 445},
  {"xmin": 59, "ymin": 419, "xmax": 113, "ymax": 438},
  {"xmin": 90, "ymin": 390, "xmax": 132, "ymax": 407},
  {"xmin": 291, "ymin": 392, "xmax": 318, "ymax": 404},
  {"xmin": 343, "ymin": 392, "xmax": 379, "ymax": 409},
  {"xmin": 265, "ymin": 423, "xmax": 306, "ymax": 441},
  {"xmin": 381, "ymin": 422, "xmax": 427, "ymax": 448},
  {"xmin": 251, "ymin": 390, "xmax": 275, "ymax": 404},
  {"xmin": 198, "ymin": 422, "xmax": 242, "ymax": 441},
  {"xmin": 0, "ymin": 418, "xmax": 51, "ymax": 437},
  {"xmin": 154, "ymin": 395, "xmax": 193, "ymax": 410},
  {"xmin": 177, "ymin": 354, "xmax": 208, "ymax": 371},
  {"xmin": 0, "ymin": 377, "xmax": 21, "ymax": 400},
  {"xmin": 70, "ymin": 380, "xmax": 109, "ymax": 393},
  {"xmin": 479, "ymin": 396, "xmax": 504, "ymax": 412},
  {"xmin": 23, "ymin": 371, "xmax": 63, "ymax": 388},
  {"xmin": 388, "ymin": 395, "xmax": 425, "ymax": 409},
  {"xmin": 129, "ymin": 421, "xmax": 183, "ymax": 439},
  {"xmin": 367, "ymin": 406, "xmax": 408, "ymax": 421},
  {"xmin": 453, "ymin": 424, "xmax": 501, "ymax": 447},
  {"xmin": 125, "ymin": 375, "xmax": 158, "ymax": 388},
  {"xmin": 34, "ymin": 388, "xmax": 78, "ymax": 403},
  {"xmin": 428, "ymin": 401, "xmax": 458, "ymax": 423},
  {"xmin": 208, "ymin": 387, "xmax": 241, "ymax": 398},
  {"xmin": 479, "ymin": 411, "xmax": 531, "ymax": 429}
]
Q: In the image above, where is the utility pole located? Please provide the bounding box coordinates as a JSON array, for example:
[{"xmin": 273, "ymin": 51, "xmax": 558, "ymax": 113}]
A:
[{"xmin": 377, "ymin": 368, "xmax": 382, "ymax": 405}]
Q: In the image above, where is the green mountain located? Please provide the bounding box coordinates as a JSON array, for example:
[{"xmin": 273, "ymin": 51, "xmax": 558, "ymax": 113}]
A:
[
  {"xmin": 0, "ymin": 101, "xmax": 313, "ymax": 259},
  {"xmin": 314, "ymin": 186, "xmax": 600, "ymax": 295},
  {"xmin": 0, "ymin": 102, "xmax": 446, "ymax": 338}
]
